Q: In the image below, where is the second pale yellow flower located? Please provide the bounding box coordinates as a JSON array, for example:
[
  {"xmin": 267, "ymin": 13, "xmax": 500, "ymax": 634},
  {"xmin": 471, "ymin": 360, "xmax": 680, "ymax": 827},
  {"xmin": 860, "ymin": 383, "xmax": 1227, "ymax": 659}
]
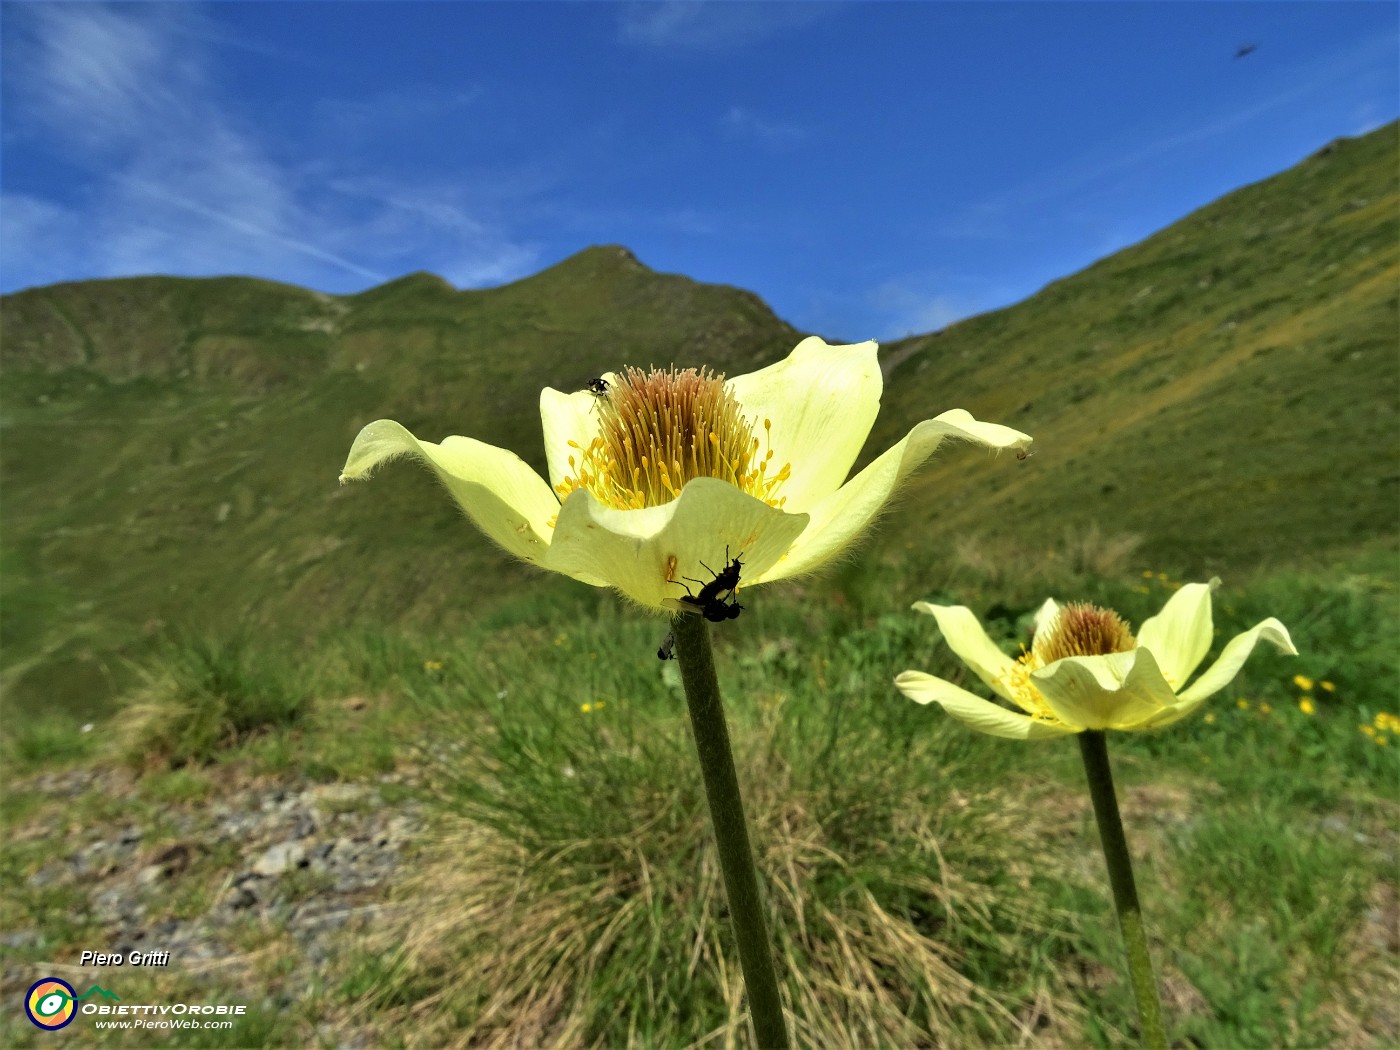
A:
[{"xmin": 895, "ymin": 581, "xmax": 1297, "ymax": 738}]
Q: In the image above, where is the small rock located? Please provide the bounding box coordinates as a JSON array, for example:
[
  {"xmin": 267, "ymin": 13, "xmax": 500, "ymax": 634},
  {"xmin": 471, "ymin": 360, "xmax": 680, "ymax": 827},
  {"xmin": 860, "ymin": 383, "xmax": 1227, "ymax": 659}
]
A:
[
  {"xmin": 306, "ymin": 783, "xmax": 366, "ymax": 805},
  {"xmin": 3, "ymin": 929, "xmax": 38, "ymax": 949},
  {"xmin": 137, "ymin": 865, "xmax": 165, "ymax": 886},
  {"xmin": 227, "ymin": 885, "xmax": 260, "ymax": 910},
  {"xmin": 253, "ymin": 842, "xmax": 306, "ymax": 876}
]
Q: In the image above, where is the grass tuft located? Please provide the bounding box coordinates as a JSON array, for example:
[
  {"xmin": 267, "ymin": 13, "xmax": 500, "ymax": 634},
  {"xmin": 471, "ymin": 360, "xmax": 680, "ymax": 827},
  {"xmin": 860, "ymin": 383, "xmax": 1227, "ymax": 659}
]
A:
[{"xmin": 111, "ymin": 634, "xmax": 311, "ymax": 770}]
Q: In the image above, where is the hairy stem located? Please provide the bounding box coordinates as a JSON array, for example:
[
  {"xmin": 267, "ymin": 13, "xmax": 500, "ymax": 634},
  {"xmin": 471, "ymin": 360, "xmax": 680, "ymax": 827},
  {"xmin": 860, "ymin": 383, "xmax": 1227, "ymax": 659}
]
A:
[
  {"xmin": 671, "ymin": 612, "xmax": 788, "ymax": 1049},
  {"xmin": 1078, "ymin": 730, "xmax": 1169, "ymax": 1050}
]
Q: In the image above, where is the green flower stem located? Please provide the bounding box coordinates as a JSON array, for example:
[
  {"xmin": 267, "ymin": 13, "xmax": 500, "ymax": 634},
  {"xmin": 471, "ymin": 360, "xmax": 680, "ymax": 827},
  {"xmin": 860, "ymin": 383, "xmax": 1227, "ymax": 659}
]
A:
[
  {"xmin": 671, "ymin": 611, "xmax": 789, "ymax": 1049},
  {"xmin": 1077, "ymin": 730, "xmax": 1168, "ymax": 1050}
]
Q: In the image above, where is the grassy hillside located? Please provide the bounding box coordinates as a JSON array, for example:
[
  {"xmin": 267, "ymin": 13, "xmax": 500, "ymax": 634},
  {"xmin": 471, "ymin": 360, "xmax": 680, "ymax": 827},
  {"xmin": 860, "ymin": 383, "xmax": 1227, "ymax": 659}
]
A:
[
  {"xmin": 872, "ymin": 122, "xmax": 1398, "ymax": 577},
  {"xmin": 1, "ymin": 125, "xmax": 1396, "ymax": 720},
  {"xmin": 0, "ymin": 247, "xmax": 800, "ymax": 716}
]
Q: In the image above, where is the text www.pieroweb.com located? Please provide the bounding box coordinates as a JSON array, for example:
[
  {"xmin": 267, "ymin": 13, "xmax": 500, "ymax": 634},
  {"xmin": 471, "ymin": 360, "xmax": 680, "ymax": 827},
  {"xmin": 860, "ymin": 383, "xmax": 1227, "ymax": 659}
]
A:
[{"xmin": 85, "ymin": 1003, "xmax": 245, "ymax": 1031}]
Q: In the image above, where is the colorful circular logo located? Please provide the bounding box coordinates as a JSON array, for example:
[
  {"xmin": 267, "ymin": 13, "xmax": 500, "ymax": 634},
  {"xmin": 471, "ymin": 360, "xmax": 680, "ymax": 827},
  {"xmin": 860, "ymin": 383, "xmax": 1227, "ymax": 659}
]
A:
[{"xmin": 25, "ymin": 977, "xmax": 77, "ymax": 1030}]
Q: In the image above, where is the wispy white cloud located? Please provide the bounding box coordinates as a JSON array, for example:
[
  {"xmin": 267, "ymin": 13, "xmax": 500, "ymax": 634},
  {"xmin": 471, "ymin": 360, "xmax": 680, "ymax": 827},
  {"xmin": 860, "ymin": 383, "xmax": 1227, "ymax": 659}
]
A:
[
  {"xmin": 324, "ymin": 177, "xmax": 543, "ymax": 285},
  {"xmin": 617, "ymin": 1, "xmax": 836, "ymax": 51},
  {"xmin": 722, "ymin": 106, "xmax": 807, "ymax": 150},
  {"xmin": 870, "ymin": 281, "xmax": 975, "ymax": 340},
  {"xmin": 115, "ymin": 176, "xmax": 388, "ymax": 282},
  {"xmin": 0, "ymin": 4, "xmax": 537, "ymax": 293},
  {"xmin": 9, "ymin": 4, "xmax": 194, "ymax": 151}
]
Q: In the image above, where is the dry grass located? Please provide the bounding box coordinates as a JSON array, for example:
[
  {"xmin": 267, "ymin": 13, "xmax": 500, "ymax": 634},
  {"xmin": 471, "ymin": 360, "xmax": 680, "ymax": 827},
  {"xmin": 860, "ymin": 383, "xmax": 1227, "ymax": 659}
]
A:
[{"xmin": 357, "ymin": 726, "xmax": 1088, "ymax": 1049}]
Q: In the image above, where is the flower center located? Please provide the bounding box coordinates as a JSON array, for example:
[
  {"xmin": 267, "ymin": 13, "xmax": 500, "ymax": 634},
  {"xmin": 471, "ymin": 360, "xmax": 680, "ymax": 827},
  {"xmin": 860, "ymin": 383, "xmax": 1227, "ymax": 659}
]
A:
[
  {"xmin": 1000, "ymin": 603, "xmax": 1138, "ymax": 722},
  {"xmin": 554, "ymin": 365, "xmax": 791, "ymax": 510},
  {"xmin": 1034, "ymin": 602, "xmax": 1137, "ymax": 664}
]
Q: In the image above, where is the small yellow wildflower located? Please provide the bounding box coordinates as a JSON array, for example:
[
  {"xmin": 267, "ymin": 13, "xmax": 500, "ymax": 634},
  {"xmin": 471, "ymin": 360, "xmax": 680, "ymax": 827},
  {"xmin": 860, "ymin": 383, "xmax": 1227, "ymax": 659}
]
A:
[
  {"xmin": 1258, "ymin": 702, "xmax": 1272, "ymax": 715},
  {"xmin": 1203, "ymin": 712, "xmax": 1217, "ymax": 724},
  {"xmin": 1237, "ymin": 698, "xmax": 1250, "ymax": 710},
  {"xmin": 1293, "ymin": 674, "xmax": 1314, "ymax": 691},
  {"xmin": 579, "ymin": 701, "xmax": 606, "ymax": 713},
  {"xmin": 1361, "ymin": 724, "xmax": 1377, "ymax": 737},
  {"xmin": 1141, "ymin": 570, "xmax": 1154, "ymax": 578},
  {"xmin": 1298, "ymin": 698, "xmax": 1315, "ymax": 715},
  {"xmin": 1320, "ymin": 680, "xmax": 1336, "ymax": 693},
  {"xmin": 423, "ymin": 659, "xmax": 444, "ymax": 671}
]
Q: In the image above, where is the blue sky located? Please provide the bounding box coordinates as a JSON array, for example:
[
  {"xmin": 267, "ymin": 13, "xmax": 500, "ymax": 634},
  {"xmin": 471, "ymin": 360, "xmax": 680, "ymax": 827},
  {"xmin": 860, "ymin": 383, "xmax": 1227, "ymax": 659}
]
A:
[{"xmin": 2, "ymin": 1, "xmax": 1395, "ymax": 341}]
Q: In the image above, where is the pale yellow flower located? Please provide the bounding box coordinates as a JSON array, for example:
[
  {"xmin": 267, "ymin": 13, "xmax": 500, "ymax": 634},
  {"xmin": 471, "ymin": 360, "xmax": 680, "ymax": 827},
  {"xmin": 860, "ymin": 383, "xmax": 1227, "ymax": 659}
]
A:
[
  {"xmin": 894, "ymin": 582, "xmax": 1297, "ymax": 739},
  {"xmin": 341, "ymin": 338, "xmax": 1032, "ymax": 611},
  {"xmin": 1298, "ymin": 698, "xmax": 1315, "ymax": 715},
  {"xmin": 1293, "ymin": 674, "xmax": 1314, "ymax": 691}
]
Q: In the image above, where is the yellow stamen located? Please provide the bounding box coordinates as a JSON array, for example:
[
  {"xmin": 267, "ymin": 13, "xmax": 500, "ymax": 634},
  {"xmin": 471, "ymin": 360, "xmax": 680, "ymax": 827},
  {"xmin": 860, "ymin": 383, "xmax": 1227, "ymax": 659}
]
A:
[
  {"xmin": 556, "ymin": 365, "xmax": 792, "ymax": 512},
  {"xmin": 997, "ymin": 648, "xmax": 1057, "ymax": 722}
]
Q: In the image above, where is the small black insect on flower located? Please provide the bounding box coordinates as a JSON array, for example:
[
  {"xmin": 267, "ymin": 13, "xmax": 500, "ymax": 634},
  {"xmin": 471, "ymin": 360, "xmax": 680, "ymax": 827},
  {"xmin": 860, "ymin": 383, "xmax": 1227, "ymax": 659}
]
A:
[
  {"xmin": 672, "ymin": 547, "xmax": 745, "ymax": 623},
  {"xmin": 585, "ymin": 376, "xmax": 611, "ymax": 416}
]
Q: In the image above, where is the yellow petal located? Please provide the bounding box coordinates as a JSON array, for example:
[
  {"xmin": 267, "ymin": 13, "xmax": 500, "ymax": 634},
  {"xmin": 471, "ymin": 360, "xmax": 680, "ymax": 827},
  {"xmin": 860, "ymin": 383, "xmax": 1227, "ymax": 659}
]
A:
[
  {"xmin": 725, "ymin": 337, "xmax": 882, "ymax": 511},
  {"xmin": 894, "ymin": 671, "xmax": 1075, "ymax": 740},
  {"xmin": 539, "ymin": 376, "xmax": 616, "ymax": 492},
  {"xmin": 755, "ymin": 409, "xmax": 1033, "ymax": 582},
  {"xmin": 910, "ymin": 603, "xmax": 1018, "ymax": 704},
  {"xmin": 340, "ymin": 419, "xmax": 559, "ymax": 567},
  {"xmin": 1135, "ymin": 580, "xmax": 1216, "ymax": 689},
  {"xmin": 546, "ymin": 477, "xmax": 808, "ymax": 609},
  {"xmin": 1031, "ymin": 649, "xmax": 1177, "ymax": 731},
  {"xmin": 1146, "ymin": 617, "xmax": 1298, "ymax": 727},
  {"xmin": 1030, "ymin": 597, "xmax": 1061, "ymax": 649}
]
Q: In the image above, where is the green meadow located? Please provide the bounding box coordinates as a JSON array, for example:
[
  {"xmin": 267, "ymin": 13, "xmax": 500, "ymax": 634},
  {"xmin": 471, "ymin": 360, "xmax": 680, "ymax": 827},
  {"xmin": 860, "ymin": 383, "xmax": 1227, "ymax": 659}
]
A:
[
  {"xmin": 1, "ymin": 124, "xmax": 1396, "ymax": 1047},
  {"xmin": 2, "ymin": 555, "xmax": 1396, "ymax": 1047}
]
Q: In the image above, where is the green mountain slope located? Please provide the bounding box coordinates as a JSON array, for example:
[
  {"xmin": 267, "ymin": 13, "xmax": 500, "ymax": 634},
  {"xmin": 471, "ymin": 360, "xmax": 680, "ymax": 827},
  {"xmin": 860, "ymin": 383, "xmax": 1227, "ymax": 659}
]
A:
[
  {"xmin": 0, "ymin": 247, "xmax": 800, "ymax": 714},
  {"xmin": 2, "ymin": 125, "xmax": 1395, "ymax": 718},
  {"xmin": 872, "ymin": 121, "xmax": 1398, "ymax": 572}
]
